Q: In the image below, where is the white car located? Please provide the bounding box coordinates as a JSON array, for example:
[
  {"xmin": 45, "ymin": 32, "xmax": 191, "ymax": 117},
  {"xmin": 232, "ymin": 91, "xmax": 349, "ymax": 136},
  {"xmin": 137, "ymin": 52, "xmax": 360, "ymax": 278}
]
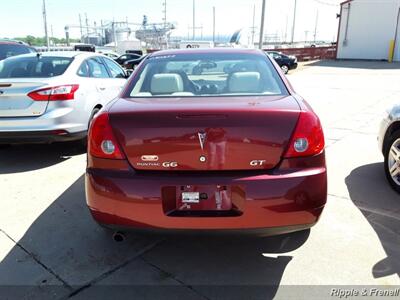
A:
[
  {"xmin": 0, "ymin": 51, "xmax": 128, "ymax": 144},
  {"xmin": 378, "ymin": 104, "xmax": 400, "ymax": 193}
]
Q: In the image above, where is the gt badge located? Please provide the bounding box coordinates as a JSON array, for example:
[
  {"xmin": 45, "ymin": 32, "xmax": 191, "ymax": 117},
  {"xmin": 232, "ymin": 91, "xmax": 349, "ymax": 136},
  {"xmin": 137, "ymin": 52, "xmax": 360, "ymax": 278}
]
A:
[{"xmin": 250, "ymin": 160, "xmax": 266, "ymax": 166}]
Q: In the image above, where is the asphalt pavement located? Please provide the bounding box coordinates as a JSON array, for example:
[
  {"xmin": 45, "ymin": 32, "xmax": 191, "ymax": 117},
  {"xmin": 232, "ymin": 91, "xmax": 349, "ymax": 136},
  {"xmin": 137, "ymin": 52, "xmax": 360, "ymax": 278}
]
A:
[{"xmin": 1, "ymin": 60, "xmax": 399, "ymax": 300}]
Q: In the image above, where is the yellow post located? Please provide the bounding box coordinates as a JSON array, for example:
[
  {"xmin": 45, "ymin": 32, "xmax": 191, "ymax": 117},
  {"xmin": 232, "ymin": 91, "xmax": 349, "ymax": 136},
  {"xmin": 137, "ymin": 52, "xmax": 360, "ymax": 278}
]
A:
[{"xmin": 388, "ymin": 39, "xmax": 395, "ymax": 63}]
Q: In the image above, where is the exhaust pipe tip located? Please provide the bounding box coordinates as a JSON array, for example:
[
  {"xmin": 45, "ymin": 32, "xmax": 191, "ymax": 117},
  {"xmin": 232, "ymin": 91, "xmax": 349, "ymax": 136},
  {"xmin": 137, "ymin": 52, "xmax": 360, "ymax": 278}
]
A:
[{"xmin": 112, "ymin": 231, "xmax": 126, "ymax": 242}]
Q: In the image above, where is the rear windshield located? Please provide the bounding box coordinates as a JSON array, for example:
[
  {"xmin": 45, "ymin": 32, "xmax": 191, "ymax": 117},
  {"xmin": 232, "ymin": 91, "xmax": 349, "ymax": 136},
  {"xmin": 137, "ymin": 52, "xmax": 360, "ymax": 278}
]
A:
[
  {"xmin": 127, "ymin": 53, "xmax": 288, "ymax": 97},
  {"xmin": 0, "ymin": 56, "xmax": 73, "ymax": 78},
  {"xmin": 0, "ymin": 44, "xmax": 34, "ymax": 60}
]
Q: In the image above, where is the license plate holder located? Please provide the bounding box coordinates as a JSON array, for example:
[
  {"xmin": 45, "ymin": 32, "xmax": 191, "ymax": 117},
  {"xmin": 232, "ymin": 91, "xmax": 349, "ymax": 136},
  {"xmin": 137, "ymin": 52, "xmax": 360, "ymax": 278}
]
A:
[{"xmin": 176, "ymin": 185, "xmax": 232, "ymax": 211}]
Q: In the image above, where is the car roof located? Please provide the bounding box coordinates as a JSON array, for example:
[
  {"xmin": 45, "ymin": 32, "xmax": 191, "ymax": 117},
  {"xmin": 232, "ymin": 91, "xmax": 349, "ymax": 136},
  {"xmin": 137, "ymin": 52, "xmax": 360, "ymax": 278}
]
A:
[
  {"xmin": 0, "ymin": 41, "xmax": 30, "ymax": 46},
  {"xmin": 120, "ymin": 53, "xmax": 141, "ymax": 56},
  {"xmin": 150, "ymin": 48, "xmax": 266, "ymax": 57},
  {"xmin": 2, "ymin": 51, "xmax": 104, "ymax": 60}
]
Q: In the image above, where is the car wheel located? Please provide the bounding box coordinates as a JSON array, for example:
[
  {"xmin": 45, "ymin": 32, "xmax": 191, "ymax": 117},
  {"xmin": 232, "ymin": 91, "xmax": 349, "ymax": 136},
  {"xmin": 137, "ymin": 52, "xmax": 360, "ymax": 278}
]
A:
[
  {"xmin": 384, "ymin": 131, "xmax": 400, "ymax": 193},
  {"xmin": 281, "ymin": 65, "xmax": 289, "ymax": 74}
]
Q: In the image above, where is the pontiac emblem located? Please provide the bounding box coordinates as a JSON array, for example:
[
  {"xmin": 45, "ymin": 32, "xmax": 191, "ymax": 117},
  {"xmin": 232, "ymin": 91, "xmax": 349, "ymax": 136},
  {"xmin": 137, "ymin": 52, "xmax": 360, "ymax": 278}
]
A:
[{"xmin": 198, "ymin": 132, "xmax": 207, "ymax": 151}]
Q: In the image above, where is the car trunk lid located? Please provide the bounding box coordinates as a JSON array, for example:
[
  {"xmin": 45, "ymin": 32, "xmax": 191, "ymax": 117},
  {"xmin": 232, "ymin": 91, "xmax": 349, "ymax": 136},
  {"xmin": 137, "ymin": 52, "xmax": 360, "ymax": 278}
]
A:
[
  {"xmin": 109, "ymin": 96, "xmax": 300, "ymax": 171},
  {"xmin": 0, "ymin": 80, "xmax": 49, "ymax": 117}
]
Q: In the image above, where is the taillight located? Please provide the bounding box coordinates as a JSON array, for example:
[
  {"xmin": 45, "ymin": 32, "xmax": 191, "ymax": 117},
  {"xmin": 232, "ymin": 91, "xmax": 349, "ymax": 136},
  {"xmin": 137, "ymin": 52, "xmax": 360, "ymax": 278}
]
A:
[
  {"xmin": 28, "ymin": 85, "xmax": 79, "ymax": 101},
  {"xmin": 284, "ymin": 111, "xmax": 325, "ymax": 158},
  {"xmin": 88, "ymin": 112, "xmax": 124, "ymax": 160}
]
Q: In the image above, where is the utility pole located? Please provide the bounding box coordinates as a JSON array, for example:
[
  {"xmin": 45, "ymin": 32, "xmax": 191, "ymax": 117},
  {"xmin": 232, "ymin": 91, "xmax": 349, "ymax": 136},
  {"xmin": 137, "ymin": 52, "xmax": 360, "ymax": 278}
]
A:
[
  {"xmin": 79, "ymin": 14, "xmax": 83, "ymax": 41},
  {"xmin": 251, "ymin": 4, "xmax": 256, "ymax": 46},
  {"xmin": 162, "ymin": 0, "xmax": 168, "ymax": 49},
  {"xmin": 85, "ymin": 13, "xmax": 89, "ymax": 40},
  {"xmin": 50, "ymin": 24, "xmax": 54, "ymax": 46},
  {"xmin": 162, "ymin": 0, "xmax": 167, "ymax": 29},
  {"xmin": 112, "ymin": 19, "xmax": 118, "ymax": 51},
  {"xmin": 192, "ymin": 0, "xmax": 196, "ymax": 39},
  {"xmin": 314, "ymin": 9, "xmax": 319, "ymax": 43},
  {"xmin": 212, "ymin": 6, "xmax": 216, "ymax": 45},
  {"xmin": 284, "ymin": 14, "xmax": 288, "ymax": 42},
  {"xmin": 189, "ymin": 1, "xmax": 202, "ymax": 41},
  {"xmin": 258, "ymin": 0, "xmax": 266, "ymax": 49},
  {"xmin": 42, "ymin": 0, "xmax": 50, "ymax": 50},
  {"xmin": 100, "ymin": 20, "xmax": 104, "ymax": 45},
  {"xmin": 291, "ymin": 0, "xmax": 297, "ymax": 44}
]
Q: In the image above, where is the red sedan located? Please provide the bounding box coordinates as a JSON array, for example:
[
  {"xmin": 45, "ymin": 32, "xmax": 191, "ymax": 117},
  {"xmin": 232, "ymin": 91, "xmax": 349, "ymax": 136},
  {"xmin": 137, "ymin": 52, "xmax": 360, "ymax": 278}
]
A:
[{"xmin": 85, "ymin": 48, "xmax": 327, "ymax": 235}]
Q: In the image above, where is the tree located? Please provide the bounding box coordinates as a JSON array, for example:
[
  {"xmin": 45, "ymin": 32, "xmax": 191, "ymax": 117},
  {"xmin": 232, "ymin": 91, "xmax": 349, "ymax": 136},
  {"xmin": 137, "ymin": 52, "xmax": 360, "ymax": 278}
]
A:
[{"xmin": 12, "ymin": 36, "xmax": 80, "ymax": 46}]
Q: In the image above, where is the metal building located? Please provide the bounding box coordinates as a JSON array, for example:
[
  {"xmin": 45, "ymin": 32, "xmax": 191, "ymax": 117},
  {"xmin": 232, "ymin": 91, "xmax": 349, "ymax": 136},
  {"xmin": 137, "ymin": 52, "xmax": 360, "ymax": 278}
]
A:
[{"xmin": 336, "ymin": 0, "xmax": 400, "ymax": 61}]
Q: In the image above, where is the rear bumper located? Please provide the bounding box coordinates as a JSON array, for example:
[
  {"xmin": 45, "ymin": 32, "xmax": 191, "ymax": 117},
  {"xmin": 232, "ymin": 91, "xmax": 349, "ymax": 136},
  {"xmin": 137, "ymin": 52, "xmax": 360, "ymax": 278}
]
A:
[
  {"xmin": 0, "ymin": 106, "xmax": 88, "ymax": 143},
  {"xmin": 0, "ymin": 130, "xmax": 86, "ymax": 144},
  {"xmin": 86, "ymin": 153, "xmax": 327, "ymax": 234},
  {"xmin": 290, "ymin": 62, "xmax": 298, "ymax": 70},
  {"xmin": 98, "ymin": 221, "xmax": 316, "ymax": 237}
]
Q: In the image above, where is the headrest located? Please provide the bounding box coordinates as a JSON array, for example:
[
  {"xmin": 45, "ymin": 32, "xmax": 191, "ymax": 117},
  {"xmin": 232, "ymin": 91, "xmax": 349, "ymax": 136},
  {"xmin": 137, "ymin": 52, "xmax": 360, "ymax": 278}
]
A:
[
  {"xmin": 150, "ymin": 73, "xmax": 184, "ymax": 95},
  {"xmin": 228, "ymin": 72, "xmax": 261, "ymax": 93},
  {"xmin": 41, "ymin": 62, "xmax": 54, "ymax": 76}
]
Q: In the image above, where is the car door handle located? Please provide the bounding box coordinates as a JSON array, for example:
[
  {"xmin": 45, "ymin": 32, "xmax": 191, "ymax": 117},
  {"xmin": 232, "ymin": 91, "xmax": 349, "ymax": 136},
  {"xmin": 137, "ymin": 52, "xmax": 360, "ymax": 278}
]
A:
[{"xmin": 98, "ymin": 87, "xmax": 106, "ymax": 91}]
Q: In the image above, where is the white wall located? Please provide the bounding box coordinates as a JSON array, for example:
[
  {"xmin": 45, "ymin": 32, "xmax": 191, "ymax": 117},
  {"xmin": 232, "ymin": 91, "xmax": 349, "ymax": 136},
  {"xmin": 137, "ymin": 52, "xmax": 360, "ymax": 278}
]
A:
[{"xmin": 337, "ymin": 0, "xmax": 400, "ymax": 61}]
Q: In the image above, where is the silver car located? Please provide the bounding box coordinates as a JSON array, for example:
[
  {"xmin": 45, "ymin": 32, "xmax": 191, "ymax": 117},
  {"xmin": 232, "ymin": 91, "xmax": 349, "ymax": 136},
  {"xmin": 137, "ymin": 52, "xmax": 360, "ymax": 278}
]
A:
[
  {"xmin": 0, "ymin": 51, "xmax": 128, "ymax": 144},
  {"xmin": 378, "ymin": 104, "xmax": 400, "ymax": 193}
]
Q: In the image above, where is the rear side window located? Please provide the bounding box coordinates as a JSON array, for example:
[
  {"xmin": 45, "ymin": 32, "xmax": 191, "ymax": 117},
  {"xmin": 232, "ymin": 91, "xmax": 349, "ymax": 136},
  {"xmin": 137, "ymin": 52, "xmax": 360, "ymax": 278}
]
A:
[
  {"xmin": 0, "ymin": 56, "xmax": 72, "ymax": 78},
  {"xmin": 87, "ymin": 58, "xmax": 110, "ymax": 78},
  {"xmin": 269, "ymin": 52, "xmax": 281, "ymax": 59},
  {"xmin": 78, "ymin": 61, "xmax": 90, "ymax": 77},
  {"xmin": 128, "ymin": 52, "xmax": 288, "ymax": 97},
  {"xmin": 103, "ymin": 58, "xmax": 125, "ymax": 78},
  {"xmin": 0, "ymin": 44, "xmax": 34, "ymax": 61}
]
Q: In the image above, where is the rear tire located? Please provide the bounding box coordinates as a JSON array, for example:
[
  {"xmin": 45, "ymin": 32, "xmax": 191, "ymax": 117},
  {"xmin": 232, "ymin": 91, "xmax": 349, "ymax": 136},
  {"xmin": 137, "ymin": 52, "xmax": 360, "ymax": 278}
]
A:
[{"xmin": 384, "ymin": 130, "xmax": 400, "ymax": 193}]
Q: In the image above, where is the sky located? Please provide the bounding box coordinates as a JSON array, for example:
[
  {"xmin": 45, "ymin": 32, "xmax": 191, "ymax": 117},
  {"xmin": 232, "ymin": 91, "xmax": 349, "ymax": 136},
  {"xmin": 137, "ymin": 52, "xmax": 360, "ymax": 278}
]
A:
[{"xmin": 0, "ymin": 0, "xmax": 342, "ymax": 42}]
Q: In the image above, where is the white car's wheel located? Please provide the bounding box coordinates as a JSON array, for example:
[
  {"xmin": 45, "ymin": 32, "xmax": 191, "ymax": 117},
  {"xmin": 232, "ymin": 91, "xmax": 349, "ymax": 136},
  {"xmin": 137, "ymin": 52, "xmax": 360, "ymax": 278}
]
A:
[{"xmin": 384, "ymin": 132, "xmax": 400, "ymax": 193}]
